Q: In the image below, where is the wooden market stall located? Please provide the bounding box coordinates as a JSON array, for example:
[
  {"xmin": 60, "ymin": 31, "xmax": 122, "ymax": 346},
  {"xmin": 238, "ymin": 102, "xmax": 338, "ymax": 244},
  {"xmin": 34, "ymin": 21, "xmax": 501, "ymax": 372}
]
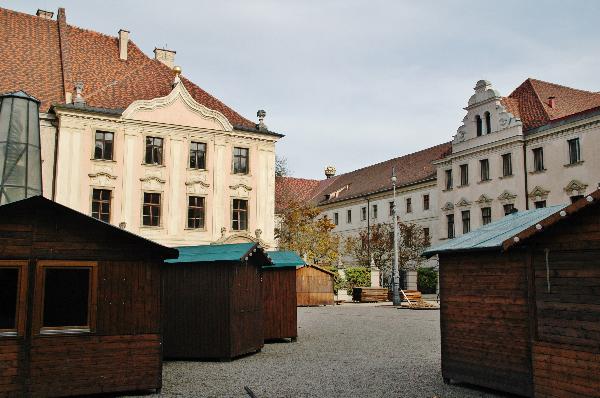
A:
[
  {"xmin": 162, "ymin": 243, "xmax": 271, "ymax": 360},
  {"xmin": 263, "ymin": 251, "xmax": 302, "ymax": 341},
  {"xmin": 0, "ymin": 196, "xmax": 177, "ymax": 397},
  {"xmin": 424, "ymin": 191, "xmax": 600, "ymax": 398},
  {"xmin": 296, "ymin": 264, "xmax": 335, "ymax": 306}
]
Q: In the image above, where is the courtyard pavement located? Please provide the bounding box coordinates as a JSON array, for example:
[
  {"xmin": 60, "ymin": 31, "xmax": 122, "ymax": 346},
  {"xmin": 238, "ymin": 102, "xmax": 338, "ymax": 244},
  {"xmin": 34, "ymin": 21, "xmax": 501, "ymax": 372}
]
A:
[{"xmin": 146, "ymin": 304, "xmax": 511, "ymax": 398}]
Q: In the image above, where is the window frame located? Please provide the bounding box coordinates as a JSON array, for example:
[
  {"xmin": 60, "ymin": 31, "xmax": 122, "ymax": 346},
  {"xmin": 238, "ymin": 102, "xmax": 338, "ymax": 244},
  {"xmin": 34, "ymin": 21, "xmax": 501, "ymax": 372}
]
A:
[
  {"xmin": 189, "ymin": 141, "xmax": 207, "ymax": 170},
  {"xmin": 231, "ymin": 198, "xmax": 249, "ymax": 231},
  {"xmin": 232, "ymin": 147, "xmax": 250, "ymax": 175},
  {"xmin": 502, "ymin": 153, "xmax": 513, "ymax": 177},
  {"xmin": 503, "ymin": 203, "xmax": 515, "ymax": 216},
  {"xmin": 346, "ymin": 209, "xmax": 352, "ymax": 224},
  {"xmin": 389, "ymin": 201, "xmax": 394, "ymax": 216},
  {"xmin": 479, "ymin": 159, "xmax": 490, "ymax": 182},
  {"xmin": 333, "ymin": 212, "xmax": 339, "ymax": 225},
  {"xmin": 459, "ymin": 164, "xmax": 469, "ymax": 186},
  {"xmin": 475, "ymin": 115, "xmax": 483, "ymax": 136},
  {"xmin": 186, "ymin": 195, "xmax": 206, "ymax": 230},
  {"xmin": 406, "ymin": 198, "xmax": 412, "ymax": 214},
  {"xmin": 481, "ymin": 207, "xmax": 492, "ymax": 225},
  {"xmin": 567, "ymin": 138, "xmax": 581, "ymax": 165},
  {"xmin": 142, "ymin": 191, "xmax": 162, "ymax": 228},
  {"xmin": 34, "ymin": 261, "xmax": 98, "ymax": 335},
  {"xmin": 462, "ymin": 210, "xmax": 471, "ymax": 234},
  {"xmin": 372, "ymin": 204, "xmax": 378, "ymax": 219},
  {"xmin": 532, "ymin": 147, "xmax": 545, "ymax": 172},
  {"xmin": 444, "ymin": 169, "xmax": 453, "ymax": 190},
  {"xmin": 534, "ymin": 200, "xmax": 547, "ymax": 209},
  {"xmin": 93, "ymin": 130, "xmax": 114, "ymax": 161},
  {"xmin": 484, "ymin": 112, "xmax": 491, "ymax": 134},
  {"xmin": 144, "ymin": 136, "xmax": 164, "ymax": 165},
  {"xmin": 447, "ymin": 214, "xmax": 455, "ymax": 239},
  {"xmin": 423, "ymin": 194, "xmax": 430, "ymax": 211},
  {"xmin": 91, "ymin": 188, "xmax": 111, "ymax": 223},
  {"xmin": 0, "ymin": 261, "xmax": 28, "ymax": 337},
  {"xmin": 360, "ymin": 207, "xmax": 367, "ymax": 221}
]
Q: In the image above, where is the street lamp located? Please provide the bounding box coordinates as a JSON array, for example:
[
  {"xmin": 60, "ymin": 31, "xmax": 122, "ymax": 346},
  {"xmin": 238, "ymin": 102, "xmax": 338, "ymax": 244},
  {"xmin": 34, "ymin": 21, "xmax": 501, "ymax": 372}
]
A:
[{"xmin": 391, "ymin": 167, "xmax": 401, "ymax": 306}]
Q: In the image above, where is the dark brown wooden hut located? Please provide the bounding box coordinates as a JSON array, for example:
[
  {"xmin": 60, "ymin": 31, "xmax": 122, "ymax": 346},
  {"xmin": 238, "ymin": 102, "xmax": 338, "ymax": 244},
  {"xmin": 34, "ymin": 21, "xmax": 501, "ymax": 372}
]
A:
[
  {"xmin": 162, "ymin": 243, "xmax": 271, "ymax": 360},
  {"xmin": 296, "ymin": 264, "xmax": 335, "ymax": 306},
  {"xmin": 0, "ymin": 196, "xmax": 177, "ymax": 397},
  {"xmin": 424, "ymin": 190, "xmax": 600, "ymax": 398},
  {"xmin": 262, "ymin": 251, "xmax": 303, "ymax": 341}
]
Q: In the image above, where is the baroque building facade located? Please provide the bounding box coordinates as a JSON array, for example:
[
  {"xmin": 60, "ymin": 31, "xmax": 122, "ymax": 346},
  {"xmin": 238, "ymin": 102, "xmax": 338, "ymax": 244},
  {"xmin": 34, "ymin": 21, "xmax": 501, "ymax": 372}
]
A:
[{"xmin": 1, "ymin": 7, "xmax": 281, "ymax": 247}]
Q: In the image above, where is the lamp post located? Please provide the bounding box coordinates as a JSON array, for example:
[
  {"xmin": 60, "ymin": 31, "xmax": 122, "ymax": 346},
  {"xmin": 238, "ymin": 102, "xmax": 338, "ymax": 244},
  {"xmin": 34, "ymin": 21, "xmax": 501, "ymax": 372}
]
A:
[{"xmin": 391, "ymin": 167, "xmax": 401, "ymax": 306}]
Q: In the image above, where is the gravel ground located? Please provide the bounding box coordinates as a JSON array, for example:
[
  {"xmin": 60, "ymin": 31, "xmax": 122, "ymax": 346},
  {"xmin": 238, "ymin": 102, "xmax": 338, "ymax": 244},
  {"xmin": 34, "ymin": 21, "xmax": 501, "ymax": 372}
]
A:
[{"xmin": 144, "ymin": 304, "xmax": 511, "ymax": 398}]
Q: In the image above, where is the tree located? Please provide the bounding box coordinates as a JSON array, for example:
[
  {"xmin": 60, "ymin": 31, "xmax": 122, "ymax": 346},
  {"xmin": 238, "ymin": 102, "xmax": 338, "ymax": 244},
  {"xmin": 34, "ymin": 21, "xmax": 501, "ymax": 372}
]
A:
[
  {"xmin": 276, "ymin": 202, "xmax": 340, "ymax": 267},
  {"xmin": 344, "ymin": 222, "xmax": 393, "ymax": 271},
  {"xmin": 275, "ymin": 155, "xmax": 290, "ymax": 177},
  {"xmin": 397, "ymin": 221, "xmax": 429, "ymax": 272}
]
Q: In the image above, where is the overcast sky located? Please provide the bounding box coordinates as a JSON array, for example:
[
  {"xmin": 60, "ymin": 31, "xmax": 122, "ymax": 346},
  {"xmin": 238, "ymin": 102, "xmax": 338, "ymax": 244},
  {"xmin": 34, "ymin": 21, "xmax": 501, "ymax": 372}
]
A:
[{"xmin": 7, "ymin": 1, "xmax": 600, "ymax": 179}]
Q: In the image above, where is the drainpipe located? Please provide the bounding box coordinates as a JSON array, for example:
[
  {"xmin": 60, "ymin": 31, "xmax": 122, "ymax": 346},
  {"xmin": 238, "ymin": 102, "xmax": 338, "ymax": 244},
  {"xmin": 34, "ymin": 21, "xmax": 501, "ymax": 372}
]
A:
[
  {"xmin": 366, "ymin": 197, "xmax": 370, "ymax": 264},
  {"xmin": 523, "ymin": 140, "xmax": 529, "ymax": 210},
  {"xmin": 51, "ymin": 116, "xmax": 60, "ymax": 200}
]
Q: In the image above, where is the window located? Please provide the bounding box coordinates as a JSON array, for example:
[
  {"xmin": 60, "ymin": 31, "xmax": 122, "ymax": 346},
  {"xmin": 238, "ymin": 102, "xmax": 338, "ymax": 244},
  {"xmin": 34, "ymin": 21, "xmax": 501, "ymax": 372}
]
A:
[
  {"xmin": 445, "ymin": 169, "xmax": 453, "ymax": 190},
  {"xmin": 142, "ymin": 192, "xmax": 161, "ymax": 227},
  {"xmin": 423, "ymin": 228, "xmax": 430, "ymax": 246},
  {"xmin": 0, "ymin": 264, "xmax": 26, "ymax": 335},
  {"xmin": 447, "ymin": 214, "xmax": 455, "ymax": 239},
  {"xmin": 502, "ymin": 153, "xmax": 513, "ymax": 177},
  {"xmin": 533, "ymin": 147, "xmax": 544, "ymax": 172},
  {"xmin": 37, "ymin": 262, "xmax": 97, "ymax": 333},
  {"xmin": 187, "ymin": 196, "xmax": 205, "ymax": 229},
  {"xmin": 347, "ymin": 209, "xmax": 352, "ymax": 224},
  {"xmin": 389, "ymin": 201, "xmax": 394, "ymax": 216},
  {"xmin": 568, "ymin": 138, "xmax": 581, "ymax": 164},
  {"xmin": 481, "ymin": 207, "xmax": 492, "ymax": 225},
  {"xmin": 570, "ymin": 195, "xmax": 584, "ymax": 204},
  {"xmin": 423, "ymin": 194, "xmax": 430, "ymax": 211},
  {"xmin": 232, "ymin": 199, "xmax": 248, "ymax": 230},
  {"xmin": 476, "ymin": 115, "xmax": 482, "ymax": 136},
  {"xmin": 503, "ymin": 203, "xmax": 515, "ymax": 216},
  {"xmin": 484, "ymin": 112, "xmax": 491, "ymax": 134},
  {"xmin": 145, "ymin": 136, "xmax": 163, "ymax": 165},
  {"xmin": 334, "ymin": 212, "xmax": 339, "ymax": 225},
  {"xmin": 189, "ymin": 142, "xmax": 207, "ymax": 169},
  {"xmin": 361, "ymin": 207, "xmax": 367, "ymax": 221},
  {"xmin": 462, "ymin": 210, "xmax": 471, "ymax": 234},
  {"xmin": 460, "ymin": 164, "xmax": 468, "ymax": 186},
  {"xmin": 94, "ymin": 131, "xmax": 113, "ymax": 160},
  {"xmin": 534, "ymin": 200, "xmax": 547, "ymax": 209},
  {"xmin": 372, "ymin": 205, "xmax": 378, "ymax": 219},
  {"xmin": 480, "ymin": 159, "xmax": 490, "ymax": 181},
  {"xmin": 233, "ymin": 147, "xmax": 249, "ymax": 174},
  {"xmin": 406, "ymin": 198, "xmax": 412, "ymax": 213},
  {"xmin": 91, "ymin": 189, "xmax": 111, "ymax": 223}
]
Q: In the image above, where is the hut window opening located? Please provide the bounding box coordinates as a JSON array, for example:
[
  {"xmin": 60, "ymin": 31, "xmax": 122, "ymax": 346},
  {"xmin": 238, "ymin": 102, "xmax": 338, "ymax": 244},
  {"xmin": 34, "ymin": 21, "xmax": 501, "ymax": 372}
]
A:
[
  {"xmin": 189, "ymin": 142, "xmax": 207, "ymax": 169},
  {"xmin": 476, "ymin": 115, "xmax": 483, "ymax": 136},
  {"xmin": 567, "ymin": 138, "xmax": 581, "ymax": 164},
  {"xmin": 145, "ymin": 136, "xmax": 164, "ymax": 165},
  {"xmin": 232, "ymin": 199, "xmax": 248, "ymax": 231},
  {"xmin": 187, "ymin": 196, "xmax": 205, "ymax": 229},
  {"xmin": 40, "ymin": 265, "xmax": 96, "ymax": 332},
  {"xmin": 0, "ymin": 268, "xmax": 19, "ymax": 333},
  {"xmin": 481, "ymin": 207, "xmax": 492, "ymax": 225},
  {"xmin": 502, "ymin": 153, "xmax": 513, "ymax": 177},
  {"xmin": 91, "ymin": 189, "xmax": 111, "ymax": 222},
  {"xmin": 232, "ymin": 147, "xmax": 249, "ymax": 174},
  {"xmin": 94, "ymin": 131, "xmax": 114, "ymax": 160},
  {"xmin": 142, "ymin": 192, "xmax": 162, "ymax": 226},
  {"xmin": 503, "ymin": 203, "xmax": 515, "ymax": 216},
  {"xmin": 461, "ymin": 210, "xmax": 471, "ymax": 234},
  {"xmin": 446, "ymin": 214, "xmax": 455, "ymax": 239}
]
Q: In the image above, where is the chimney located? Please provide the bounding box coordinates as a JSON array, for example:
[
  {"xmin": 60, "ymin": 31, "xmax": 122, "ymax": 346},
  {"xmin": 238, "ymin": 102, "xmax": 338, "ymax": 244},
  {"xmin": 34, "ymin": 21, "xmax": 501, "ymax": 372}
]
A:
[
  {"xmin": 548, "ymin": 96, "xmax": 556, "ymax": 109},
  {"xmin": 57, "ymin": 7, "xmax": 66, "ymax": 24},
  {"xmin": 154, "ymin": 48, "xmax": 176, "ymax": 68},
  {"xmin": 36, "ymin": 9, "xmax": 54, "ymax": 19},
  {"xmin": 324, "ymin": 166, "xmax": 336, "ymax": 179},
  {"xmin": 118, "ymin": 29, "xmax": 129, "ymax": 61}
]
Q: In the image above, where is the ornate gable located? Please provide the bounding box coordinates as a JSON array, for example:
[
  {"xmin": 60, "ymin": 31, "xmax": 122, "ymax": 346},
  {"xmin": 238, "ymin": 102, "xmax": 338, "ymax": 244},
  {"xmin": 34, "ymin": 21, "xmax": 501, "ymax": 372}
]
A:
[
  {"xmin": 475, "ymin": 194, "xmax": 493, "ymax": 205},
  {"xmin": 497, "ymin": 190, "xmax": 517, "ymax": 203},
  {"xmin": 564, "ymin": 180, "xmax": 588, "ymax": 195},
  {"xmin": 122, "ymin": 79, "xmax": 233, "ymax": 131},
  {"xmin": 455, "ymin": 198, "xmax": 472, "ymax": 208},
  {"xmin": 528, "ymin": 186, "xmax": 550, "ymax": 200},
  {"xmin": 441, "ymin": 202, "xmax": 454, "ymax": 212}
]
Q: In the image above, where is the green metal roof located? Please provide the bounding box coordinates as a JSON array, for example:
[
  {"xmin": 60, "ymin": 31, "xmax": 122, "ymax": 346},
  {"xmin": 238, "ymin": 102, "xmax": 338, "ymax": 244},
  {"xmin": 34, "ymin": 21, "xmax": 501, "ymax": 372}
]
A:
[
  {"xmin": 264, "ymin": 251, "xmax": 305, "ymax": 268},
  {"xmin": 166, "ymin": 242, "xmax": 259, "ymax": 263},
  {"xmin": 423, "ymin": 205, "xmax": 566, "ymax": 257}
]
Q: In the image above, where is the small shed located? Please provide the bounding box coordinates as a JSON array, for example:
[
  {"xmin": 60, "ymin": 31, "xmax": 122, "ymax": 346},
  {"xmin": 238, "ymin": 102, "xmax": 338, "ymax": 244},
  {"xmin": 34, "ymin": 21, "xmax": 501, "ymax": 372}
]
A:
[
  {"xmin": 296, "ymin": 264, "xmax": 335, "ymax": 306},
  {"xmin": 424, "ymin": 191, "xmax": 600, "ymax": 398},
  {"xmin": 263, "ymin": 251, "xmax": 302, "ymax": 341},
  {"xmin": 162, "ymin": 243, "xmax": 271, "ymax": 360},
  {"xmin": 0, "ymin": 196, "xmax": 177, "ymax": 397}
]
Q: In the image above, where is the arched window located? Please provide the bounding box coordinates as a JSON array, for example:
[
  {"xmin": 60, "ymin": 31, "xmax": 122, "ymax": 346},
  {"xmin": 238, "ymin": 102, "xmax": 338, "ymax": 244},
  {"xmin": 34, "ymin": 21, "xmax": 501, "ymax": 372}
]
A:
[
  {"xmin": 475, "ymin": 115, "xmax": 482, "ymax": 136},
  {"xmin": 484, "ymin": 112, "xmax": 491, "ymax": 134}
]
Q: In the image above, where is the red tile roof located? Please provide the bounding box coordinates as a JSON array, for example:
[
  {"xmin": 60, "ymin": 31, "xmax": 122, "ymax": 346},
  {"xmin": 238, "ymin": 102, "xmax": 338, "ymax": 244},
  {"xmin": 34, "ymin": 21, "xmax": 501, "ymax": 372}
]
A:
[
  {"xmin": 507, "ymin": 78, "xmax": 600, "ymax": 131},
  {"xmin": 0, "ymin": 7, "xmax": 256, "ymax": 129},
  {"xmin": 275, "ymin": 176, "xmax": 336, "ymax": 212}
]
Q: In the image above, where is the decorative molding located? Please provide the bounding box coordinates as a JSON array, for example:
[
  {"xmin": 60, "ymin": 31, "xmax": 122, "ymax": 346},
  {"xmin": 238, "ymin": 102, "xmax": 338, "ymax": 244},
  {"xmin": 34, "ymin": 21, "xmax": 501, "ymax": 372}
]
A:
[
  {"xmin": 564, "ymin": 180, "xmax": 588, "ymax": 195},
  {"xmin": 88, "ymin": 171, "xmax": 117, "ymax": 188},
  {"xmin": 212, "ymin": 231, "xmax": 269, "ymax": 248},
  {"xmin": 88, "ymin": 172, "xmax": 117, "ymax": 180},
  {"xmin": 140, "ymin": 176, "xmax": 166, "ymax": 184},
  {"xmin": 121, "ymin": 80, "xmax": 233, "ymax": 131},
  {"xmin": 475, "ymin": 194, "xmax": 493, "ymax": 205},
  {"xmin": 229, "ymin": 184, "xmax": 253, "ymax": 191},
  {"xmin": 455, "ymin": 198, "xmax": 472, "ymax": 208},
  {"xmin": 528, "ymin": 186, "xmax": 550, "ymax": 200},
  {"xmin": 441, "ymin": 202, "xmax": 454, "ymax": 212},
  {"xmin": 185, "ymin": 179, "xmax": 210, "ymax": 188},
  {"xmin": 497, "ymin": 190, "xmax": 517, "ymax": 203}
]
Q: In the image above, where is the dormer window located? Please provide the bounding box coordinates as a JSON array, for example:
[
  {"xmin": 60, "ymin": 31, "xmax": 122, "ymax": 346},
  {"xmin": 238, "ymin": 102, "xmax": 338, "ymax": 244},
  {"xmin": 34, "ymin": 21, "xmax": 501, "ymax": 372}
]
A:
[
  {"xmin": 484, "ymin": 112, "xmax": 491, "ymax": 134},
  {"xmin": 476, "ymin": 115, "xmax": 483, "ymax": 136}
]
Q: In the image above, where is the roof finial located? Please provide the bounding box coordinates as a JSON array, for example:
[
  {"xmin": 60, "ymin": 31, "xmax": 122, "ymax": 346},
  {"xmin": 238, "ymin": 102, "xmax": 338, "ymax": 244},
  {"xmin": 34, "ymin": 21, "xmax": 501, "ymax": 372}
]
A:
[
  {"xmin": 73, "ymin": 82, "xmax": 85, "ymax": 106},
  {"xmin": 172, "ymin": 66, "xmax": 182, "ymax": 87},
  {"xmin": 257, "ymin": 109, "xmax": 267, "ymax": 131}
]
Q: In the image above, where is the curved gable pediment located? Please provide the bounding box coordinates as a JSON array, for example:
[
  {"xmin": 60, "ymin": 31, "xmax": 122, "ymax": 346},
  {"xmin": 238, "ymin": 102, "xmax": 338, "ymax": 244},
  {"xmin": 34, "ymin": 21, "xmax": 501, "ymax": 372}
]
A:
[{"xmin": 122, "ymin": 82, "xmax": 233, "ymax": 131}]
